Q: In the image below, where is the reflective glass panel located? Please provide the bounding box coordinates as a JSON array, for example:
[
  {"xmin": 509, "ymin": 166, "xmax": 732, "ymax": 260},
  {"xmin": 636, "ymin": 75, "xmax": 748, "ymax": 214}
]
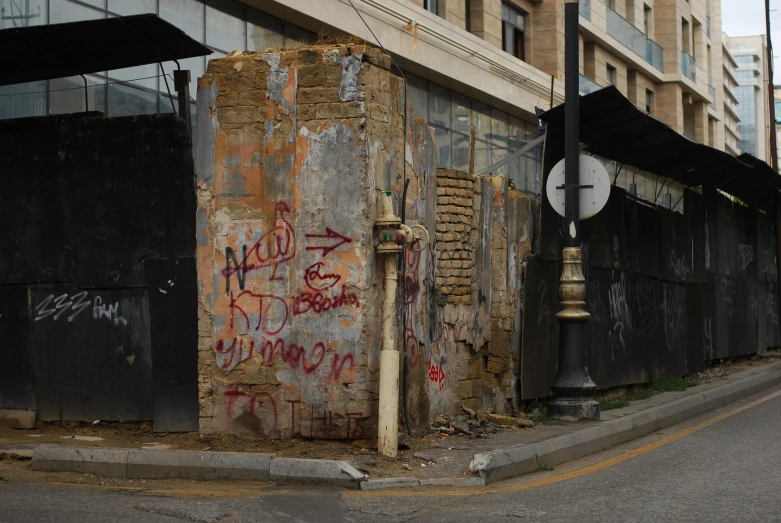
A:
[
  {"xmin": 247, "ymin": 7, "xmax": 284, "ymax": 52},
  {"xmin": 206, "ymin": 1, "xmax": 245, "ymax": 53}
]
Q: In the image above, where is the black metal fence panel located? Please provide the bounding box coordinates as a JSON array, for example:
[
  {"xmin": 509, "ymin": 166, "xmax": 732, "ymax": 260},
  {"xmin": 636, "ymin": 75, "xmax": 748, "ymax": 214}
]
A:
[{"xmin": 521, "ymin": 184, "xmax": 781, "ymax": 398}]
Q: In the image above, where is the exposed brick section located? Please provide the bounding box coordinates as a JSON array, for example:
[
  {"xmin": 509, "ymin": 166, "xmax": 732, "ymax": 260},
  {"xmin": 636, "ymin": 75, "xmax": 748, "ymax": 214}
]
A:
[{"xmin": 435, "ymin": 170, "xmax": 476, "ymax": 304}]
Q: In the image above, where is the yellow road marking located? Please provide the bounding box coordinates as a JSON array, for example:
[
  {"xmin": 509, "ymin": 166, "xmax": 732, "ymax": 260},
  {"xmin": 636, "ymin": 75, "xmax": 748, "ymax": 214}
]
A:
[
  {"xmin": 345, "ymin": 387, "xmax": 781, "ymax": 498},
  {"xmin": 45, "ymin": 387, "xmax": 781, "ymax": 499}
]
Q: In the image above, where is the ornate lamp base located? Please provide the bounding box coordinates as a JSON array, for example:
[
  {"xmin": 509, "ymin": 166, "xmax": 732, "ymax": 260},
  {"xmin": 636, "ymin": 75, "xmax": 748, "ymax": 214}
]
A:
[{"xmin": 548, "ymin": 396, "xmax": 600, "ymax": 421}]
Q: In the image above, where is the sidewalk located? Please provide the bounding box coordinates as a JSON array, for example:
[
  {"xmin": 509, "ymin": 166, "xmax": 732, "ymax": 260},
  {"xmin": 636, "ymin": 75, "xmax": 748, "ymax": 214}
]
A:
[{"xmin": 2, "ymin": 356, "xmax": 780, "ymax": 490}]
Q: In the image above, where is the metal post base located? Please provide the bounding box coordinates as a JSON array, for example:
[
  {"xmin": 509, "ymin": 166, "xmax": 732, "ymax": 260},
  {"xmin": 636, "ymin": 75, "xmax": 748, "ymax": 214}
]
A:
[{"xmin": 548, "ymin": 396, "xmax": 600, "ymax": 422}]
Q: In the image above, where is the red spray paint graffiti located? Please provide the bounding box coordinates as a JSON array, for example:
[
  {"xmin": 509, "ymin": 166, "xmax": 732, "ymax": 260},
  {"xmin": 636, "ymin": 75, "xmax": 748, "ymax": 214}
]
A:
[
  {"xmin": 224, "ymin": 385, "xmax": 278, "ymax": 439},
  {"xmin": 292, "ymin": 286, "xmax": 360, "ymax": 316},
  {"xmin": 303, "ymin": 262, "xmax": 341, "ymax": 290},
  {"xmin": 223, "ymin": 201, "xmax": 296, "ymax": 290},
  {"xmin": 428, "ymin": 355, "xmax": 445, "ymax": 391}
]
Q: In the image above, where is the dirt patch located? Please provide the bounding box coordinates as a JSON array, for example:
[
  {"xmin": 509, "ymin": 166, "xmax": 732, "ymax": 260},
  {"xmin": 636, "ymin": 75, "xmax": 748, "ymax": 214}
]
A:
[{"xmin": 688, "ymin": 352, "xmax": 778, "ymax": 384}]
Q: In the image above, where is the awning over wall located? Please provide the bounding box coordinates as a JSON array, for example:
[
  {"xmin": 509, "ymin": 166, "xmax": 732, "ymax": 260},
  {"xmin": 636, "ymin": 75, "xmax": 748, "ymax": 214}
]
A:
[
  {"xmin": 0, "ymin": 14, "xmax": 211, "ymax": 86},
  {"xmin": 539, "ymin": 86, "xmax": 781, "ymax": 210}
]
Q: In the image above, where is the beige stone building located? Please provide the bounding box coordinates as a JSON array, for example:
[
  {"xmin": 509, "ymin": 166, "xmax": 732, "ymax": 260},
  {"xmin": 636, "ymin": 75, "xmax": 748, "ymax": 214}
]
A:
[
  {"xmin": 250, "ymin": 0, "xmax": 732, "ymax": 188},
  {"xmin": 722, "ymin": 35, "xmax": 741, "ymax": 156},
  {"xmin": 2, "ymin": 0, "xmax": 736, "ymax": 175}
]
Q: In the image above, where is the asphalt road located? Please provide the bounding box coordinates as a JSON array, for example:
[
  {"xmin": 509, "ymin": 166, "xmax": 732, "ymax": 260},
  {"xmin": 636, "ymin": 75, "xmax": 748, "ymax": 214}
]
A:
[{"xmin": 2, "ymin": 389, "xmax": 781, "ymax": 523}]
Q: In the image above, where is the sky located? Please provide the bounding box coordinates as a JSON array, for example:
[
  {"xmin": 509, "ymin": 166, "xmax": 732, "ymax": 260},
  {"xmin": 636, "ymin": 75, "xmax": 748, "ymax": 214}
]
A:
[{"xmin": 722, "ymin": 0, "xmax": 780, "ymax": 83}]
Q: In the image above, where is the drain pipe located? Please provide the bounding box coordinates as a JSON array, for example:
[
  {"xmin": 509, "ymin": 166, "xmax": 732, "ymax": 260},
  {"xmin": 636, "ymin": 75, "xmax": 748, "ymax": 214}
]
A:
[{"xmin": 375, "ymin": 191, "xmax": 427, "ymax": 458}]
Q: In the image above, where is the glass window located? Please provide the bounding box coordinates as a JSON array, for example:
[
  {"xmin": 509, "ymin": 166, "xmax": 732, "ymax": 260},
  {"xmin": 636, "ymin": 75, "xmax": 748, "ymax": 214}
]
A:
[
  {"xmin": 491, "ymin": 147, "xmax": 509, "ymax": 176},
  {"xmin": 473, "ymin": 140, "xmax": 491, "ymax": 172},
  {"xmin": 472, "ymin": 101, "xmax": 492, "ymax": 143},
  {"xmin": 452, "ymin": 132, "xmax": 471, "ymax": 171},
  {"xmin": 491, "ymin": 108, "xmax": 509, "ymax": 149},
  {"xmin": 0, "ymin": 0, "xmax": 46, "ymax": 28},
  {"xmin": 247, "ymin": 7, "xmax": 284, "ymax": 52},
  {"xmin": 108, "ymin": 0, "xmax": 155, "ymax": 15},
  {"xmin": 424, "ymin": 0, "xmax": 438, "ymax": 15},
  {"xmin": 50, "ymin": 75, "xmax": 106, "ymax": 115},
  {"xmin": 607, "ymin": 64, "xmax": 616, "ymax": 85},
  {"xmin": 206, "ymin": 1, "xmax": 246, "ymax": 53},
  {"xmin": 645, "ymin": 89, "xmax": 654, "ymax": 113},
  {"xmin": 508, "ymin": 115, "xmax": 524, "ymax": 151},
  {"xmin": 501, "ymin": 3, "xmax": 525, "ymax": 30},
  {"xmin": 428, "ymin": 83, "xmax": 451, "ymax": 128},
  {"xmin": 108, "ymin": 82, "xmax": 158, "ymax": 117},
  {"xmin": 284, "ymin": 22, "xmax": 314, "ymax": 46},
  {"xmin": 451, "ymin": 93, "xmax": 471, "ymax": 134},
  {"xmin": 50, "ymin": 0, "xmax": 104, "ymax": 23},
  {"xmin": 502, "ymin": 3, "xmax": 525, "ymax": 60},
  {"xmin": 433, "ymin": 126, "xmax": 451, "ymax": 169},
  {"xmin": 108, "ymin": 64, "xmax": 158, "ymax": 92},
  {"xmin": 0, "ymin": 82, "xmax": 47, "ymax": 119},
  {"xmin": 406, "ymin": 73, "xmax": 428, "ymax": 120},
  {"xmin": 160, "ymin": 0, "xmax": 204, "ymax": 42}
]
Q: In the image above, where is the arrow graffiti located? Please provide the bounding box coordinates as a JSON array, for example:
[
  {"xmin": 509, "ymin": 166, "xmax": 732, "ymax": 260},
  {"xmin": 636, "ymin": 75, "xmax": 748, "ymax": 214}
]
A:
[{"xmin": 305, "ymin": 228, "xmax": 352, "ymax": 257}]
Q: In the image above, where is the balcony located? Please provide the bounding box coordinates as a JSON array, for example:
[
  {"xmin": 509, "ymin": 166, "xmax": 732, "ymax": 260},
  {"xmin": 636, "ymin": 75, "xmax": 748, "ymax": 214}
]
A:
[
  {"xmin": 708, "ymin": 85, "xmax": 716, "ymax": 108},
  {"xmin": 682, "ymin": 51, "xmax": 696, "ymax": 82},
  {"xmin": 606, "ymin": 6, "xmax": 664, "ymax": 72},
  {"xmin": 580, "ymin": 0, "xmax": 591, "ymax": 20},
  {"xmin": 579, "ymin": 74, "xmax": 602, "ymax": 94}
]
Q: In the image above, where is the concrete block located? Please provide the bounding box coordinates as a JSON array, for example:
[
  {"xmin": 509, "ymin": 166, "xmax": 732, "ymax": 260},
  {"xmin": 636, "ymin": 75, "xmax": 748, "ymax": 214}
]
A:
[
  {"xmin": 126, "ymin": 449, "xmax": 272, "ymax": 481},
  {"xmin": 269, "ymin": 458, "xmax": 365, "ymax": 489},
  {"xmin": 607, "ymin": 417, "xmax": 636, "ymax": 446},
  {"xmin": 419, "ymin": 477, "xmax": 486, "ymax": 487},
  {"xmin": 360, "ymin": 477, "xmax": 420, "ymax": 490},
  {"xmin": 32, "ymin": 445, "xmax": 129, "ymax": 478},
  {"xmin": 626, "ymin": 407, "xmax": 662, "ymax": 440},
  {"xmin": 577, "ymin": 423, "xmax": 617, "ymax": 457},
  {"xmin": 535, "ymin": 432, "xmax": 586, "ymax": 468},
  {"xmin": 656, "ymin": 393, "xmax": 707, "ymax": 428},
  {"xmin": 0, "ymin": 409, "xmax": 35, "ymax": 429},
  {"xmin": 469, "ymin": 445, "xmax": 538, "ymax": 483}
]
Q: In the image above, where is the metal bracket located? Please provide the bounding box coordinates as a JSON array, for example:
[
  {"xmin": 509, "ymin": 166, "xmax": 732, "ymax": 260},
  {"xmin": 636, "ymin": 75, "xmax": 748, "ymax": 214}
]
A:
[{"xmin": 556, "ymin": 184, "xmax": 594, "ymax": 190}]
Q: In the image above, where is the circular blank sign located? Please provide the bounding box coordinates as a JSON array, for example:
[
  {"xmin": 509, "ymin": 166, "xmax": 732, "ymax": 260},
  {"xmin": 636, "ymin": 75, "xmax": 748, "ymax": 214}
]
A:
[{"xmin": 546, "ymin": 155, "xmax": 611, "ymax": 220}]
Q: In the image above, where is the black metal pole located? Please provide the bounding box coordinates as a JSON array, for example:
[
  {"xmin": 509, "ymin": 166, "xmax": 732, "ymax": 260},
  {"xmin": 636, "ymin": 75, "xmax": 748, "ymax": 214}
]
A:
[
  {"xmin": 564, "ymin": 1, "xmax": 580, "ymax": 250},
  {"xmin": 174, "ymin": 69, "xmax": 193, "ymax": 138},
  {"xmin": 548, "ymin": 0, "xmax": 598, "ymax": 421}
]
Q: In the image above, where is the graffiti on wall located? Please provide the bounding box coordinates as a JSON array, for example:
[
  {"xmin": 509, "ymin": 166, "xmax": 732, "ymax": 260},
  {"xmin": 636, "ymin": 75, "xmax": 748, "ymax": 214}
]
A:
[{"xmin": 213, "ymin": 201, "xmax": 363, "ymax": 437}]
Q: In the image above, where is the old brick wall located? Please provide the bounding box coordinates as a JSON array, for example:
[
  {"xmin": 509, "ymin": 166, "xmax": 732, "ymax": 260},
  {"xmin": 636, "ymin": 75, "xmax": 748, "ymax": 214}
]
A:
[
  {"xmin": 402, "ymin": 161, "xmax": 537, "ymax": 429},
  {"xmin": 195, "ymin": 44, "xmax": 403, "ymax": 440},
  {"xmin": 193, "ymin": 42, "xmax": 538, "ymax": 441}
]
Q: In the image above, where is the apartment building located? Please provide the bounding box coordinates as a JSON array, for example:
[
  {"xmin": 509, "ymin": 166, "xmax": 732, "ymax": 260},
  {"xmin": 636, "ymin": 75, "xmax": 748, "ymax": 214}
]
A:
[
  {"xmin": 727, "ymin": 35, "xmax": 771, "ymax": 163},
  {"xmin": 0, "ymin": 0, "xmax": 731, "ymax": 183},
  {"xmin": 722, "ymin": 35, "xmax": 741, "ymax": 156}
]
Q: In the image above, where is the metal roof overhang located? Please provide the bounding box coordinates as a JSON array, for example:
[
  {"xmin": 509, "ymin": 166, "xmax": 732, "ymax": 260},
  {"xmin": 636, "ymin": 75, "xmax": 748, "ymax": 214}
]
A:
[
  {"xmin": 0, "ymin": 14, "xmax": 212, "ymax": 86},
  {"xmin": 540, "ymin": 86, "xmax": 781, "ymax": 210}
]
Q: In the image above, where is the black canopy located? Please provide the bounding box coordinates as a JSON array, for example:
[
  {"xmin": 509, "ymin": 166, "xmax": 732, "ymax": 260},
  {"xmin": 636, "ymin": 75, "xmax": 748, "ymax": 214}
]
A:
[
  {"xmin": 0, "ymin": 14, "xmax": 211, "ymax": 86},
  {"xmin": 540, "ymin": 86, "xmax": 781, "ymax": 210}
]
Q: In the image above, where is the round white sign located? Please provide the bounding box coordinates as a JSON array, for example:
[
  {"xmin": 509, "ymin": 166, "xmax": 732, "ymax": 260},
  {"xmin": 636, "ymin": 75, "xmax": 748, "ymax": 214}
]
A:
[{"xmin": 545, "ymin": 155, "xmax": 611, "ymax": 220}]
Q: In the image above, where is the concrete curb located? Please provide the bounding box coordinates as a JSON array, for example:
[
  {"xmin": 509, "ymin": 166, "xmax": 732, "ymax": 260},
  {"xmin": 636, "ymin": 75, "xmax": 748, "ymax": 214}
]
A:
[
  {"xmin": 470, "ymin": 363, "xmax": 781, "ymax": 483},
  {"xmin": 31, "ymin": 447, "xmax": 365, "ymax": 489}
]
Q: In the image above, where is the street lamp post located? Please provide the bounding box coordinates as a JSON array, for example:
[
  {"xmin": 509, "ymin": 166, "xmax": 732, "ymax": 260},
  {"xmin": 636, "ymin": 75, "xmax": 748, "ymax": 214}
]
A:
[{"xmin": 547, "ymin": 0, "xmax": 600, "ymax": 421}]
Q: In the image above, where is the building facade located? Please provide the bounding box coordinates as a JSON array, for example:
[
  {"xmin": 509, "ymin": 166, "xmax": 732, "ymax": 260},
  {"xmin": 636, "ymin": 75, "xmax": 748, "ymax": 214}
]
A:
[
  {"xmin": 727, "ymin": 35, "xmax": 771, "ymax": 162},
  {"xmin": 1, "ymin": 0, "xmax": 733, "ymax": 184},
  {"xmin": 722, "ymin": 35, "xmax": 741, "ymax": 156}
]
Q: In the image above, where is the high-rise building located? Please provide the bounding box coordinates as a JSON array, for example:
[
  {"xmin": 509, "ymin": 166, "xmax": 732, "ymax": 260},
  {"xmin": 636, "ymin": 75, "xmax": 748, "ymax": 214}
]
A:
[
  {"xmin": 722, "ymin": 36, "xmax": 741, "ymax": 156},
  {"xmin": 0, "ymin": 0, "xmax": 734, "ymax": 183},
  {"xmin": 727, "ymin": 35, "xmax": 771, "ymax": 162},
  {"xmin": 774, "ymin": 86, "xmax": 781, "ymax": 169}
]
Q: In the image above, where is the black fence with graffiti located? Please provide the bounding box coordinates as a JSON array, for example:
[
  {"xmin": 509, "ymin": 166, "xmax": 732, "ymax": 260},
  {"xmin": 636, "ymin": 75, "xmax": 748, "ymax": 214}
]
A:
[{"xmin": 520, "ymin": 184, "xmax": 780, "ymax": 400}]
